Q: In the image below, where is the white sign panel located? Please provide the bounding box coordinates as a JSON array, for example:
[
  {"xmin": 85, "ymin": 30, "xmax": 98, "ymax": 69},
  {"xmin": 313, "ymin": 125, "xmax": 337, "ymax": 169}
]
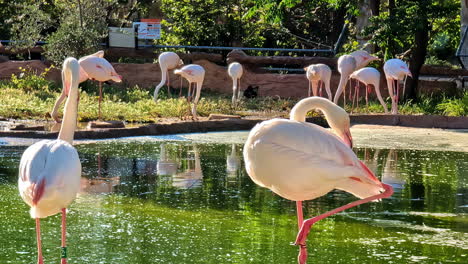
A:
[{"xmin": 133, "ymin": 19, "xmax": 161, "ymax": 40}]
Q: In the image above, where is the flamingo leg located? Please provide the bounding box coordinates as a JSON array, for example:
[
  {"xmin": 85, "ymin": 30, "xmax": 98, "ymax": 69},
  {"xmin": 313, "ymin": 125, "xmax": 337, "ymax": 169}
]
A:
[
  {"xmin": 98, "ymin": 82, "xmax": 102, "ymax": 120},
  {"xmin": 365, "ymin": 84, "xmax": 369, "ymax": 113},
  {"xmin": 296, "ymin": 201, "xmax": 307, "ymax": 264},
  {"xmin": 237, "ymin": 79, "xmax": 242, "ymax": 102},
  {"xmin": 179, "ymin": 76, "xmax": 183, "ymax": 97},
  {"xmin": 308, "ymin": 81, "xmax": 312, "ymax": 97},
  {"xmin": 319, "ymin": 81, "xmax": 323, "ymax": 97},
  {"xmin": 295, "ymin": 184, "xmax": 394, "ymax": 256},
  {"xmin": 356, "ymin": 81, "xmax": 360, "ymax": 110},
  {"xmin": 61, "ymin": 208, "xmax": 67, "ymax": 264},
  {"xmin": 343, "ymin": 81, "xmax": 347, "ymax": 107},
  {"xmin": 36, "ymin": 218, "xmax": 44, "ymax": 264},
  {"xmin": 166, "ymin": 70, "xmax": 172, "ymax": 97}
]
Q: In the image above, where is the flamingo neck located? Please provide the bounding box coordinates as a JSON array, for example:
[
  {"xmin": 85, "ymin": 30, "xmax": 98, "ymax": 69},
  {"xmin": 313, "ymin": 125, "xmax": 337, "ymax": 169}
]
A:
[
  {"xmin": 58, "ymin": 60, "xmax": 79, "ymax": 144},
  {"xmin": 290, "ymin": 97, "xmax": 335, "ymax": 123}
]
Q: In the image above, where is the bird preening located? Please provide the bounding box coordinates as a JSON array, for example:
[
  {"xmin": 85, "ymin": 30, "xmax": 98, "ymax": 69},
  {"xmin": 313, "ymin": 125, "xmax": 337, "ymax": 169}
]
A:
[{"xmin": 243, "ymin": 96, "xmax": 393, "ymax": 264}]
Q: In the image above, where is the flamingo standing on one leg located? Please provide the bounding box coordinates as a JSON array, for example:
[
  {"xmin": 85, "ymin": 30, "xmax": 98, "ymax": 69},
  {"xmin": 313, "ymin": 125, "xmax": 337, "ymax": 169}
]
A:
[
  {"xmin": 174, "ymin": 64, "xmax": 205, "ymax": 120},
  {"xmin": 154, "ymin": 52, "xmax": 184, "ymax": 101},
  {"xmin": 50, "ymin": 50, "xmax": 122, "ymax": 123},
  {"xmin": 19, "ymin": 57, "xmax": 82, "ymax": 264},
  {"xmin": 243, "ymin": 97, "xmax": 393, "ymax": 264},
  {"xmin": 304, "ymin": 64, "xmax": 332, "ymax": 100},
  {"xmin": 383, "ymin": 59, "xmax": 412, "ymax": 114},
  {"xmin": 349, "ymin": 67, "xmax": 389, "ymax": 113},
  {"xmin": 228, "ymin": 62, "xmax": 244, "ymax": 106},
  {"xmin": 333, "ymin": 55, "xmax": 357, "ymax": 106}
]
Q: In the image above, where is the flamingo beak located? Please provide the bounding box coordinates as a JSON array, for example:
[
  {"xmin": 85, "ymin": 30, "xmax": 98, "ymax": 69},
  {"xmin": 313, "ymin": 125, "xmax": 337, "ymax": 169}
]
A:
[
  {"xmin": 343, "ymin": 130, "xmax": 353, "ymax": 148},
  {"xmin": 407, "ymin": 72, "xmax": 413, "ymax": 78}
]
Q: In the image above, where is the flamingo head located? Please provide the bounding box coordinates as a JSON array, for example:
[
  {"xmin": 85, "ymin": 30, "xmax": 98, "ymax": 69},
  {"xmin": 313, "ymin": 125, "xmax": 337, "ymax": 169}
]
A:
[
  {"xmin": 110, "ymin": 73, "xmax": 122, "ymax": 83},
  {"xmin": 366, "ymin": 54, "xmax": 380, "ymax": 62},
  {"xmin": 326, "ymin": 105, "xmax": 353, "ymax": 148}
]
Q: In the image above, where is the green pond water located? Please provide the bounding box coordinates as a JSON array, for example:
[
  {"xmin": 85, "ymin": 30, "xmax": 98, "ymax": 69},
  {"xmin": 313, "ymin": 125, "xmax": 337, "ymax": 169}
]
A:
[{"xmin": 0, "ymin": 132, "xmax": 467, "ymax": 263}]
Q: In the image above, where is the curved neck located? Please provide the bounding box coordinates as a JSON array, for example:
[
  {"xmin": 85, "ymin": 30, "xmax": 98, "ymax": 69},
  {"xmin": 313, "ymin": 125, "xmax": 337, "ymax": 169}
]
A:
[
  {"xmin": 58, "ymin": 59, "xmax": 80, "ymax": 144},
  {"xmin": 290, "ymin": 97, "xmax": 334, "ymax": 122}
]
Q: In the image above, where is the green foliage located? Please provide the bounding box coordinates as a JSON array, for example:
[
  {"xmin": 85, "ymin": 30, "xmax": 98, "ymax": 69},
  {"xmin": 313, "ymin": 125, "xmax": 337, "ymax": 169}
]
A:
[
  {"xmin": 7, "ymin": 66, "xmax": 57, "ymax": 93},
  {"xmin": 436, "ymin": 93, "xmax": 468, "ymax": 116},
  {"xmin": 44, "ymin": 0, "xmax": 111, "ymax": 64}
]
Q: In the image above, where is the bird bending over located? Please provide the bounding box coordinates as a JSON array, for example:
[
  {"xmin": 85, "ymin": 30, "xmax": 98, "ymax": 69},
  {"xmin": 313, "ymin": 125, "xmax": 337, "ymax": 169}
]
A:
[
  {"xmin": 384, "ymin": 59, "xmax": 412, "ymax": 114},
  {"xmin": 349, "ymin": 67, "xmax": 389, "ymax": 113},
  {"xmin": 304, "ymin": 63, "xmax": 332, "ymax": 100},
  {"xmin": 174, "ymin": 64, "xmax": 205, "ymax": 120},
  {"xmin": 50, "ymin": 51, "xmax": 122, "ymax": 122},
  {"xmin": 19, "ymin": 57, "xmax": 82, "ymax": 264},
  {"xmin": 243, "ymin": 96, "xmax": 393, "ymax": 264},
  {"xmin": 154, "ymin": 52, "xmax": 184, "ymax": 101},
  {"xmin": 228, "ymin": 62, "xmax": 244, "ymax": 106}
]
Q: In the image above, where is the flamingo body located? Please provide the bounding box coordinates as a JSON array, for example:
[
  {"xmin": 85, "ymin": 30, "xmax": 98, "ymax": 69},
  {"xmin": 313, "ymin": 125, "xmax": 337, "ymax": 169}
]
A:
[
  {"xmin": 244, "ymin": 119, "xmax": 383, "ymax": 201},
  {"xmin": 78, "ymin": 56, "xmax": 122, "ymax": 83},
  {"xmin": 18, "ymin": 140, "xmax": 81, "ymax": 218},
  {"xmin": 228, "ymin": 62, "xmax": 243, "ymax": 105},
  {"xmin": 174, "ymin": 64, "xmax": 205, "ymax": 119},
  {"xmin": 305, "ymin": 64, "xmax": 332, "ymax": 100},
  {"xmin": 349, "ymin": 50, "xmax": 379, "ymax": 70},
  {"xmin": 350, "ymin": 67, "xmax": 389, "ymax": 113}
]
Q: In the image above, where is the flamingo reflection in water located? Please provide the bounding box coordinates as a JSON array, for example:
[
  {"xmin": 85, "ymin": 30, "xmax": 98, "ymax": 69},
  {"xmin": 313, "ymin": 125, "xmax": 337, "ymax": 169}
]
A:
[{"xmin": 172, "ymin": 145, "xmax": 203, "ymax": 189}]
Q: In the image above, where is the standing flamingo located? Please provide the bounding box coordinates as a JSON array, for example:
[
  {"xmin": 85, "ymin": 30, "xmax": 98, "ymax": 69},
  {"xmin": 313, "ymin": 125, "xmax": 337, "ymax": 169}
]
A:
[
  {"xmin": 333, "ymin": 55, "xmax": 357, "ymax": 106},
  {"xmin": 384, "ymin": 59, "xmax": 412, "ymax": 114},
  {"xmin": 243, "ymin": 97, "xmax": 393, "ymax": 264},
  {"xmin": 228, "ymin": 62, "xmax": 244, "ymax": 106},
  {"xmin": 174, "ymin": 64, "xmax": 205, "ymax": 119},
  {"xmin": 50, "ymin": 51, "xmax": 122, "ymax": 122},
  {"xmin": 304, "ymin": 64, "xmax": 332, "ymax": 100},
  {"xmin": 19, "ymin": 57, "xmax": 82, "ymax": 264},
  {"xmin": 154, "ymin": 52, "xmax": 184, "ymax": 101},
  {"xmin": 349, "ymin": 67, "xmax": 389, "ymax": 113}
]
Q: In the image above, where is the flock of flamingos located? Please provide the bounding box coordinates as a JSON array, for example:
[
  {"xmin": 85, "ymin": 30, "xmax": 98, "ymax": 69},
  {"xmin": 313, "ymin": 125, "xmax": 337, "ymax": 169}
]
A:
[{"xmin": 18, "ymin": 49, "xmax": 412, "ymax": 264}]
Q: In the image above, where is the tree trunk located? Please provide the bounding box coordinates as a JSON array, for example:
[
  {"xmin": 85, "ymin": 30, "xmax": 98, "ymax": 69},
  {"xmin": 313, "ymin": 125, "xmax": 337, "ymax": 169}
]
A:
[
  {"xmin": 356, "ymin": 0, "xmax": 373, "ymax": 51},
  {"xmin": 405, "ymin": 1, "xmax": 430, "ymax": 100},
  {"xmin": 385, "ymin": 0, "xmax": 396, "ymax": 60},
  {"xmin": 462, "ymin": 0, "xmax": 468, "ymax": 35}
]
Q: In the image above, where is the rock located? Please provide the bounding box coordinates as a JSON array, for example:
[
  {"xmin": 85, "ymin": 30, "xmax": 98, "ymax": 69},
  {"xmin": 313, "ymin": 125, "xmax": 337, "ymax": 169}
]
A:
[
  {"xmin": 10, "ymin": 124, "xmax": 45, "ymax": 131},
  {"xmin": 208, "ymin": 114, "xmax": 241, "ymax": 120},
  {"xmin": 87, "ymin": 120, "xmax": 125, "ymax": 129}
]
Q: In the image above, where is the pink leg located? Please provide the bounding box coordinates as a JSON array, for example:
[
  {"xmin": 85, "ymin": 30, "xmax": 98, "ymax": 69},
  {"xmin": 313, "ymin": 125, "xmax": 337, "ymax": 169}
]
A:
[
  {"xmin": 308, "ymin": 81, "xmax": 311, "ymax": 97},
  {"xmin": 365, "ymin": 84, "xmax": 369, "ymax": 112},
  {"xmin": 295, "ymin": 184, "xmax": 394, "ymax": 255},
  {"xmin": 296, "ymin": 201, "xmax": 307, "ymax": 264},
  {"xmin": 166, "ymin": 70, "xmax": 172, "ymax": 96},
  {"xmin": 61, "ymin": 208, "xmax": 67, "ymax": 264},
  {"xmin": 98, "ymin": 82, "xmax": 102, "ymax": 120},
  {"xmin": 319, "ymin": 81, "xmax": 323, "ymax": 97},
  {"xmin": 36, "ymin": 218, "xmax": 44, "ymax": 264},
  {"xmin": 356, "ymin": 82, "xmax": 360, "ymax": 109}
]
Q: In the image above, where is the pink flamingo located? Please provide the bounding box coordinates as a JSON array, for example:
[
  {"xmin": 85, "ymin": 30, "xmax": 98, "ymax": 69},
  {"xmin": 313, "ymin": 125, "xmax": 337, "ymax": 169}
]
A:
[
  {"xmin": 304, "ymin": 64, "xmax": 332, "ymax": 100},
  {"xmin": 384, "ymin": 59, "xmax": 412, "ymax": 114},
  {"xmin": 243, "ymin": 97, "xmax": 393, "ymax": 264},
  {"xmin": 228, "ymin": 62, "xmax": 243, "ymax": 106},
  {"xmin": 333, "ymin": 55, "xmax": 357, "ymax": 106},
  {"xmin": 50, "ymin": 51, "xmax": 122, "ymax": 122},
  {"xmin": 174, "ymin": 64, "xmax": 205, "ymax": 119},
  {"xmin": 349, "ymin": 67, "xmax": 389, "ymax": 113},
  {"xmin": 154, "ymin": 52, "xmax": 184, "ymax": 100},
  {"xmin": 19, "ymin": 57, "xmax": 82, "ymax": 264}
]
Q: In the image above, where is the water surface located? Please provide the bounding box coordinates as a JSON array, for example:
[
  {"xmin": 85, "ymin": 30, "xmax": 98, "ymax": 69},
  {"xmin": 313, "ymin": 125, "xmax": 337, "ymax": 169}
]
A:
[{"xmin": 0, "ymin": 132, "xmax": 467, "ymax": 263}]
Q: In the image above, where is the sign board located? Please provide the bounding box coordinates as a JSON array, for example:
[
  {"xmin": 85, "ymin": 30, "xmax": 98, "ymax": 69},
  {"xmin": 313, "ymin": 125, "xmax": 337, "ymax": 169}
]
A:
[
  {"xmin": 108, "ymin": 27, "xmax": 135, "ymax": 48},
  {"xmin": 133, "ymin": 19, "xmax": 161, "ymax": 39}
]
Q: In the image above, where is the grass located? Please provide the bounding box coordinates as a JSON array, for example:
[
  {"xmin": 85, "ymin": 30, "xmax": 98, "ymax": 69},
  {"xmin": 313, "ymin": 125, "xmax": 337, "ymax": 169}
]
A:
[{"xmin": 0, "ymin": 68, "xmax": 467, "ymax": 123}]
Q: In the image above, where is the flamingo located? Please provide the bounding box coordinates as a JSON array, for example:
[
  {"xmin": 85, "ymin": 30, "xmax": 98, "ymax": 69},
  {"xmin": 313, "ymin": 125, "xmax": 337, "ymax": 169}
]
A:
[
  {"xmin": 304, "ymin": 64, "xmax": 332, "ymax": 100},
  {"xmin": 157, "ymin": 143, "xmax": 179, "ymax": 176},
  {"xmin": 243, "ymin": 96, "xmax": 393, "ymax": 264},
  {"xmin": 154, "ymin": 52, "xmax": 184, "ymax": 101},
  {"xmin": 50, "ymin": 51, "xmax": 122, "ymax": 122},
  {"xmin": 226, "ymin": 144, "xmax": 241, "ymax": 178},
  {"xmin": 19, "ymin": 57, "xmax": 82, "ymax": 264},
  {"xmin": 349, "ymin": 67, "xmax": 389, "ymax": 113},
  {"xmin": 383, "ymin": 59, "xmax": 412, "ymax": 114},
  {"xmin": 174, "ymin": 64, "xmax": 205, "ymax": 120},
  {"xmin": 172, "ymin": 145, "xmax": 203, "ymax": 189},
  {"xmin": 228, "ymin": 62, "xmax": 243, "ymax": 106},
  {"xmin": 333, "ymin": 55, "xmax": 357, "ymax": 106}
]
